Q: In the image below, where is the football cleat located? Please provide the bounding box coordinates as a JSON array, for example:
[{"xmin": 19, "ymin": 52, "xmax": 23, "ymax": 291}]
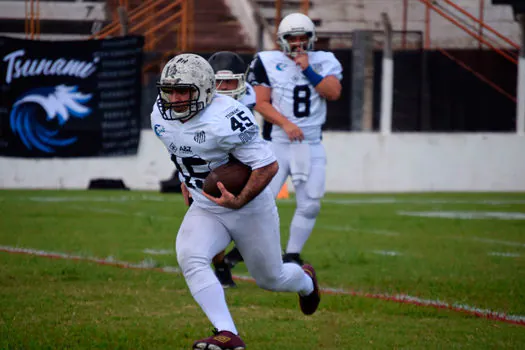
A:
[
  {"xmin": 193, "ymin": 328, "xmax": 246, "ymax": 350},
  {"xmin": 214, "ymin": 262, "xmax": 237, "ymax": 288},
  {"xmin": 299, "ymin": 264, "xmax": 320, "ymax": 315},
  {"xmin": 224, "ymin": 247, "xmax": 244, "ymax": 268}
]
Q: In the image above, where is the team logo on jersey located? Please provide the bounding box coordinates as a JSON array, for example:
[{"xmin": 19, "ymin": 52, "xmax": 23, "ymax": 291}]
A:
[
  {"xmin": 238, "ymin": 129, "xmax": 256, "ymax": 144},
  {"xmin": 154, "ymin": 124, "xmax": 165, "ymax": 136},
  {"xmin": 247, "ymin": 71, "xmax": 256, "ymax": 83},
  {"xmin": 276, "ymin": 63, "xmax": 287, "ymax": 71},
  {"xmin": 179, "ymin": 145, "xmax": 192, "ymax": 153},
  {"xmin": 193, "ymin": 130, "xmax": 206, "ymax": 144},
  {"xmin": 313, "ymin": 63, "xmax": 323, "ymax": 72}
]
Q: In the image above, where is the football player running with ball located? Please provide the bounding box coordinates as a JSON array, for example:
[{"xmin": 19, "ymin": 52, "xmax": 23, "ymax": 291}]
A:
[
  {"xmin": 248, "ymin": 13, "xmax": 343, "ymax": 266},
  {"xmin": 150, "ymin": 53, "xmax": 320, "ymax": 350}
]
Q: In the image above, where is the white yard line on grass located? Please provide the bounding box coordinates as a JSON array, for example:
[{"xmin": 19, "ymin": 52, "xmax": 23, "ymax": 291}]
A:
[
  {"xmin": 473, "ymin": 237, "xmax": 525, "ymax": 248},
  {"xmin": 1, "ymin": 245, "xmax": 524, "ymax": 327},
  {"xmin": 10, "ymin": 195, "xmax": 525, "ymax": 206},
  {"xmin": 27, "ymin": 196, "xmax": 139, "ymax": 202},
  {"xmin": 372, "ymin": 250, "xmax": 402, "ymax": 256},
  {"xmin": 143, "ymin": 249, "xmax": 174, "ymax": 255},
  {"xmin": 317, "ymin": 224, "xmax": 400, "ymax": 236},
  {"xmin": 399, "ymin": 211, "xmax": 525, "ymax": 220},
  {"xmin": 488, "ymin": 252, "xmax": 521, "ymax": 257},
  {"xmin": 67, "ymin": 206, "xmax": 398, "ymax": 236},
  {"xmin": 68, "ymin": 205, "xmax": 175, "ymax": 220},
  {"xmin": 20, "ymin": 195, "xmax": 181, "ymax": 203},
  {"xmin": 322, "ymin": 198, "xmax": 525, "ymax": 205},
  {"xmin": 24, "ymin": 204, "xmax": 525, "ymax": 250}
]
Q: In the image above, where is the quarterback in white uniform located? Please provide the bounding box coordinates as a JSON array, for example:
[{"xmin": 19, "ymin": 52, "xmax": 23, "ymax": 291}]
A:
[
  {"xmin": 248, "ymin": 13, "xmax": 343, "ymax": 265},
  {"xmin": 150, "ymin": 53, "xmax": 320, "ymax": 350}
]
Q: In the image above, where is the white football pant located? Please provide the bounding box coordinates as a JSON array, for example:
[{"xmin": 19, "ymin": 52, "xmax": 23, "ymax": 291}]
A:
[
  {"xmin": 176, "ymin": 202, "xmax": 312, "ymax": 294},
  {"xmin": 269, "ymin": 142, "xmax": 326, "ymax": 254}
]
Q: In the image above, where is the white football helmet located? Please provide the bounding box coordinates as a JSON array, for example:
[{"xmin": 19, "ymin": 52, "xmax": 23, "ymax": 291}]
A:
[
  {"xmin": 277, "ymin": 13, "xmax": 317, "ymax": 57},
  {"xmin": 156, "ymin": 53, "xmax": 215, "ymax": 120},
  {"xmin": 208, "ymin": 51, "xmax": 247, "ymax": 101}
]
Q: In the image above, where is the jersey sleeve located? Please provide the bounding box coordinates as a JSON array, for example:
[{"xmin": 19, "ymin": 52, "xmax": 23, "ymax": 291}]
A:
[
  {"xmin": 247, "ymin": 54, "xmax": 271, "ymax": 88},
  {"xmin": 324, "ymin": 53, "xmax": 343, "ymax": 81},
  {"xmin": 241, "ymin": 82, "xmax": 256, "ymax": 110},
  {"xmin": 150, "ymin": 97, "xmax": 163, "ymax": 131},
  {"xmin": 218, "ymin": 103, "xmax": 275, "ymax": 170}
]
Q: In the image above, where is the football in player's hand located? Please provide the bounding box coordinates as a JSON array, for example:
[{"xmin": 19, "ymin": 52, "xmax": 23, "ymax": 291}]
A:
[{"xmin": 203, "ymin": 161, "xmax": 252, "ymax": 198}]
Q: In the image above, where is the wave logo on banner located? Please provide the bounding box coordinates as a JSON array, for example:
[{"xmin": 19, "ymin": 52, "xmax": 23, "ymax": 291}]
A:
[{"xmin": 9, "ymin": 85, "xmax": 93, "ymax": 153}]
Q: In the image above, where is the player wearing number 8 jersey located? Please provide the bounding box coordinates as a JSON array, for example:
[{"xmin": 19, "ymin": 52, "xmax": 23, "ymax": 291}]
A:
[
  {"xmin": 150, "ymin": 53, "xmax": 320, "ymax": 349},
  {"xmin": 247, "ymin": 12, "xmax": 343, "ymax": 265}
]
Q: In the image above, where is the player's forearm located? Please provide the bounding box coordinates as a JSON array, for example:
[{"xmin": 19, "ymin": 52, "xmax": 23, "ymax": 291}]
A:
[
  {"xmin": 236, "ymin": 161, "xmax": 278, "ymax": 206},
  {"xmin": 301, "ymin": 64, "xmax": 341, "ymax": 101},
  {"xmin": 254, "ymin": 102, "xmax": 291, "ymax": 128},
  {"xmin": 314, "ymin": 76, "xmax": 342, "ymax": 101}
]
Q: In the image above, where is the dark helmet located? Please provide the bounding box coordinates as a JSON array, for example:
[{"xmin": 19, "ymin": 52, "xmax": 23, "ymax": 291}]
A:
[{"xmin": 208, "ymin": 51, "xmax": 247, "ymax": 100}]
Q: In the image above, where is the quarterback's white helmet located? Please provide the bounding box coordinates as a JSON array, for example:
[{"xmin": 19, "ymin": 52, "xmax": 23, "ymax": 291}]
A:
[
  {"xmin": 156, "ymin": 53, "xmax": 215, "ymax": 120},
  {"xmin": 277, "ymin": 13, "xmax": 317, "ymax": 56}
]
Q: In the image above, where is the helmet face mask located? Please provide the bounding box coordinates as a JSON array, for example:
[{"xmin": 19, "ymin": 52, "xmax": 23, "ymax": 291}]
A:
[
  {"xmin": 156, "ymin": 54, "xmax": 215, "ymax": 121},
  {"xmin": 157, "ymin": 84, "xmax": 202, "ymax": 120},
  {"xmin": 281, "ymin": 33, "xmax": 312, "ymax": 57},
  {"xmin": 277, "ymin": 13, "xmax": 317, "ymax": 57},
  {"xmin": 215, "ymin": 71, "xmax": 246, "ymax": 100},
  {"xmin": 208, "ymin": 51, "xmax": 247, "ymax": 101}
]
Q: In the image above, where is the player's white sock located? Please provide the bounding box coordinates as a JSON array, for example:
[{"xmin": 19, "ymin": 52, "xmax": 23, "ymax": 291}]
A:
[
  {"xmin": 287, "ymin": 214, "xmax": 316, "ymax": 254},
  {"xmin": 192, "ymin": 283, "xmax": 238, "ymax": 335},
  {"xmin": 298, "ymin": 272, "xmax": 315, "ymax": 296}
]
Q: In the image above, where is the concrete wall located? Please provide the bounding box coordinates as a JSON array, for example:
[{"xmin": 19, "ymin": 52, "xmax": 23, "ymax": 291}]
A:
[
  {"xmin": 1, "ymin": 131, "xmax": 524, "ymax": 192},
  {"xmin": 322, "ymin": 132, "xmax": 525, "ymax": 192}
]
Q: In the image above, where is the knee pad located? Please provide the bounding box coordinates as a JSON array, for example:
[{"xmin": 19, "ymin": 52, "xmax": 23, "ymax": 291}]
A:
[{"xmin": 296, "ymin": 198, "xmax": 321, "ymax": 219}]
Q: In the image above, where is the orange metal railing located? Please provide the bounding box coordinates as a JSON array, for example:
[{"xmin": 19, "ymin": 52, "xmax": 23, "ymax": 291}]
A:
[
  {"xmin": 274, "ymin": 0, "xmax": 282, "ymax": 43},
  {"xmin": 91, "ymin": 0, "xmax": 193, "ymax": 55},
  {"xmin": 91, "ymin": 0, "xmax": 159, "ymax": 40},
  {"xmin": 300, "ymin": 0, "xmax": 310, "ymax": 15},
  {"xmin": 416, "ymin": 0, "xmax": 518, "ymax": 103},
  {"xmin": 25, "ymin": 0, "xmax": 40, "ymax": 39},
  {"xmin": 417, "ymin": 0, "xmax": 517, "ymax": 64},
  {"xmin": 442, "ymin": 0, "xmax": 519, "ymax": 50},
  {"xmin": 433, "ymin": 1, "xmax": 519, "ymax": 61}
]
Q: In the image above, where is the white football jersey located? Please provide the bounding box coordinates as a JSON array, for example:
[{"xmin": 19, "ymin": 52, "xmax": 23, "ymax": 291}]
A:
[
  {"xmin": 151, "ymin": 94, "xmax": 275, "ymax": 213},
  {"xmin": 240, "ymin": 82, "xmax": 256, "ymax": 110},
  {"xmin": 247, "ymin": 50, "xmax": 342, "ymax": 143}
]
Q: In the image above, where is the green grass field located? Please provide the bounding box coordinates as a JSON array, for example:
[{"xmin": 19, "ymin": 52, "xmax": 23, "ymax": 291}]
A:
[{"xmin": 1, "ymin": 190, "xmax": 524, "ymax": 349}]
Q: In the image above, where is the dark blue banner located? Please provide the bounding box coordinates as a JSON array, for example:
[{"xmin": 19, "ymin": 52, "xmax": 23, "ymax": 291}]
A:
[{"xmin": 0, "ymin": 35, "xmax": 144, "ymax": 157}]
